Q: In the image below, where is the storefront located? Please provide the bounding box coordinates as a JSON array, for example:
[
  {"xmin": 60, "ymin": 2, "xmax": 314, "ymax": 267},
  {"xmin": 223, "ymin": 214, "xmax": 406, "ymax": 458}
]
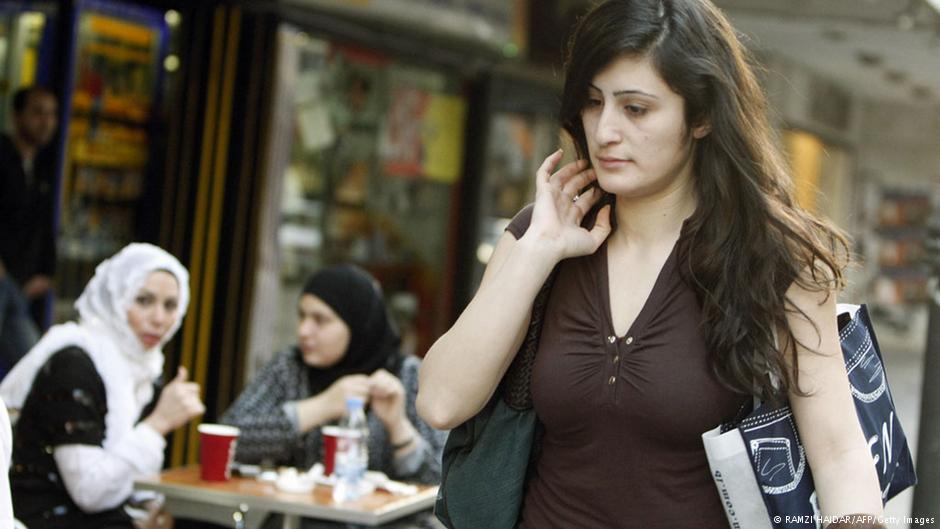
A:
[
  {"xmin": 456, "ymin": 65, "xmax": 561, "ymax": 307},
  {"xmin": 0, "ymin": 0, "xmax": 560, "ymax": 465},
  {"xmin": 764, "ymin": 53, "xmax": 936, "ymax": 350},
  {"xmin": 246, "ymin": 28, "xmax": 470, "ymax": 370},
  {"xmin": 0, "ymin": 1, "xmax": 58, "ymax": 128},
  {"xmin": 55, "ymin": 0, "xmax": 179, "ymax": 321},
  {"xmin": 242, "ymin": 0, "xmax": 531, "ymax": 380},
  {"xmin": 0, "ymin": 0, "xmax": 187, "ymax": 327}
]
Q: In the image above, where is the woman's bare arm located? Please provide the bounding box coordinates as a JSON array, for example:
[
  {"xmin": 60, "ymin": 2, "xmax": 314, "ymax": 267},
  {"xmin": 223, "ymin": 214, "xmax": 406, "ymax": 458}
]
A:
[
  {"xmin": 786, "ymin": 278, "xmax": 883, "ymax": 519},
  {"xmin": 417, "ymin": 151, "xmax": 610, "ymax": 429}
]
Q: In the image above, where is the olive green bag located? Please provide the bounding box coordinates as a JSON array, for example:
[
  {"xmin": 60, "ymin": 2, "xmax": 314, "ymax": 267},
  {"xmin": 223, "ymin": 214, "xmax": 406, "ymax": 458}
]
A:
[{"xmin": 434, "ymin": 271, "xmax": 556, "ymax": 529}]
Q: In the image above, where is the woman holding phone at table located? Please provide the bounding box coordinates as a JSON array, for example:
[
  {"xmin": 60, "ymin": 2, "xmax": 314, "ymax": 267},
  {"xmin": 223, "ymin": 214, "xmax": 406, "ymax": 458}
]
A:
[
  {"xmin": 221, "ymin": 264, "xmax": 445, "ymax": 529},
  {"xmin": 0, "ymin": 243, "xmax": 204, "ymax": 529}
]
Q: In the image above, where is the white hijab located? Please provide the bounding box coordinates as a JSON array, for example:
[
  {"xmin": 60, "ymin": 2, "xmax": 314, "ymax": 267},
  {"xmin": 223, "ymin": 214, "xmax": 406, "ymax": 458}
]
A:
[{"xmin": 0, "ymin": 243, "xmax": 190, "ymax": 448}]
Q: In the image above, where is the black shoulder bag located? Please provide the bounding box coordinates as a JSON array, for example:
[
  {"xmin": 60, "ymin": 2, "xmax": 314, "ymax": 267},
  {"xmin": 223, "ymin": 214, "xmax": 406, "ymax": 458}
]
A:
[{"xmin": 434, "ymin": 269, "xmax": 557, "ymax": 529}]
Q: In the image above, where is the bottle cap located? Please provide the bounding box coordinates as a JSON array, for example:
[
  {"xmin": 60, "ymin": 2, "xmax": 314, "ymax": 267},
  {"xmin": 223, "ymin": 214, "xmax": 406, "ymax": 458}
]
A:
[{"xmin": 346, "ymin": 396, "xmax": 365, "ymax": 410}]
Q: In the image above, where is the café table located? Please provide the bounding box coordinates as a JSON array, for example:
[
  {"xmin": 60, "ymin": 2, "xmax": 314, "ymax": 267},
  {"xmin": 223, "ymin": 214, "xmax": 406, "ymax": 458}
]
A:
[{"xmin": 135, "ymin": 466, "xmax": 438, "ymax": 529}]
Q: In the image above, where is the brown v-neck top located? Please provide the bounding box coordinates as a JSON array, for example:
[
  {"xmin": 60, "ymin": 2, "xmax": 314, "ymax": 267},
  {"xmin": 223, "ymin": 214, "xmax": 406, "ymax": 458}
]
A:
[{"xmin": 508, "ymin": 205, "xmax": 742, "ymax": 529}]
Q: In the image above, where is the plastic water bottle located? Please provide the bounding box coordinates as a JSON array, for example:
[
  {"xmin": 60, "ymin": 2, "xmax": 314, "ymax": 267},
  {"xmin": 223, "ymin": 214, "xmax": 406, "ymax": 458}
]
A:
[{"xmin": 332, "ymin": 396, "xmax": 370, "ymax": 502}]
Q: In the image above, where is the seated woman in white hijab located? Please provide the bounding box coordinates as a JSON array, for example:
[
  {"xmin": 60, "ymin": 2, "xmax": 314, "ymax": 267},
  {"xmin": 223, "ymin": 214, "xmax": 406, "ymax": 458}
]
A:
[{"xmin": 0, "ymin": 243, "xmax": 204, "ymax": 529}]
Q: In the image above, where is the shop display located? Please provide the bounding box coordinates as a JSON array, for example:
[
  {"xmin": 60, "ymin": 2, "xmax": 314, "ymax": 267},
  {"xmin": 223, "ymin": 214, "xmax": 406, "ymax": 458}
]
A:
[
  {"xmin": 0, "ymin": 5, "xmax": 56, "ymax": 128},
  {"xmin": 54, "ymin": 3, "xmax": 168, "ymax": 316},
  {"xmin": 263, "ymin": 29, "xmax": 469, "ymax": 358},
  {"xmin": 470, "ymin": 111, "xmax": 557, "ymax": 287},
  {"xmin": 379, "ymin": 66, "xmax": 466, "ymax": 183},
  {"xmin": 872, "ymin": 188, "xmax": 932, "ymax": 305}
]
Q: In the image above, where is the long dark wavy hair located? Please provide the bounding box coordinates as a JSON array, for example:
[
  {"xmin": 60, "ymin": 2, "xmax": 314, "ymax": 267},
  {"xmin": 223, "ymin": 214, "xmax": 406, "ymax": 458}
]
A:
[{"xmin": 560, "ymin": 0, "xmax": 851, "ymax": 404}]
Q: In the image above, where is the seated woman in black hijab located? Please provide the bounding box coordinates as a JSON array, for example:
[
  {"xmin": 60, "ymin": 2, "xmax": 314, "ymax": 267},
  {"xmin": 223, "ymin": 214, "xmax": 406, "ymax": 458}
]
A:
[{"xmin": 221, "ymin": 265, "xmax": 444, "ymax": 528}]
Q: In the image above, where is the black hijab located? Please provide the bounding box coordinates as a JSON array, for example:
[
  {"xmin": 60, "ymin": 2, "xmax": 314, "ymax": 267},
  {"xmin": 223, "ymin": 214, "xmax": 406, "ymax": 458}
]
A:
[{"xmin": 300, "ymin": 265, "xmax": 403, "ymax": 393}]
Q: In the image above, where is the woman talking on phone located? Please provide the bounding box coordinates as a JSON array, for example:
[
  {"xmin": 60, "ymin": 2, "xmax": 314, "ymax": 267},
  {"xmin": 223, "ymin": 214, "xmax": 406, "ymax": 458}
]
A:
[{"xmin": 418, "ymin": 1, "xmax": 885, "ymax": 528}]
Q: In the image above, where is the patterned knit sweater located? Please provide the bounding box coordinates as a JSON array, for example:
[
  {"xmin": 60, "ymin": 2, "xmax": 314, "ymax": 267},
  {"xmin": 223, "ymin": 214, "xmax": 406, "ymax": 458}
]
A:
[{"xmin": 220, "ymin": 348, "xmax": 445, "ymax": 484}]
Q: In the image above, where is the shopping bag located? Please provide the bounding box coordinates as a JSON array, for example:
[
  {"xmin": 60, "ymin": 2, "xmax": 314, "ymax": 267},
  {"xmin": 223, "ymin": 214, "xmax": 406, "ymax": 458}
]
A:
[{"xmin": 703, "ymin": 304, "xmax": 916, "ymax": 529}]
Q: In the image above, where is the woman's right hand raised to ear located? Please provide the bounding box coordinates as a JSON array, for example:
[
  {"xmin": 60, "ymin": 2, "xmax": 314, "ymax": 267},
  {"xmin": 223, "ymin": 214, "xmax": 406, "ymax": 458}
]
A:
[
  {"xmin": 143, "ymin": 367, "xmax": 205, "ymax": 436},
  {"xmin": 521, "ymin": 149, "xmax": 612, "ymax": 261}
]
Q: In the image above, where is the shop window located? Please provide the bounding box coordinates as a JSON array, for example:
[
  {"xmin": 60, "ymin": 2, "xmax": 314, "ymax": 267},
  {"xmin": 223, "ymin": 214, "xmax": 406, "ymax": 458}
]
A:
[{"xmin": 247, "ymin": 27, "xmax": 469, "ymax": 369}]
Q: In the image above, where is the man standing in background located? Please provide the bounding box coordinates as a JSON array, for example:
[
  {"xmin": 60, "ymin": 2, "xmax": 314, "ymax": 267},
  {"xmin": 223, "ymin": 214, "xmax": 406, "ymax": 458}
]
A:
[{"xmin": 0, "ymin": 86, "xmax": 59, "ymax": 375}]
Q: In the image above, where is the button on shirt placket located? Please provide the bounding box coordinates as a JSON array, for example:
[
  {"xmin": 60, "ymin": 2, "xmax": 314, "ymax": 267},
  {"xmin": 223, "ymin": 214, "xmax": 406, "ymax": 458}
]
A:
[
  {"xmin": 606, "ymin": 335, "xmax": 620, "ymax": 398},
  {"xmin": 607, "ymin": 335, "xmax": 636, "ymax": 400}
]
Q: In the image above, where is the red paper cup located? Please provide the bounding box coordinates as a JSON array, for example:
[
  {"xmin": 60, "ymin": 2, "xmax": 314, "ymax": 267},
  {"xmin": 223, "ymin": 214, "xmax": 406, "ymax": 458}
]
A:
[
  {"xmin": 198, "ymin": 424, "xmax": 240, "ymax": 481},
  {"xmin": 321, "ymin": 425, "xmax": 343, "ymax": 476}
]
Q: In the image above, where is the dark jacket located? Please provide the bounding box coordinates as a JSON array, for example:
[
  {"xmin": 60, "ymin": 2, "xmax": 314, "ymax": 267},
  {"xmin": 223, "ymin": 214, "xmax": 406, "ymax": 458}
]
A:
[{"xmin": 0, "ymin": 132, "xmax": 57, "ymax": 282}]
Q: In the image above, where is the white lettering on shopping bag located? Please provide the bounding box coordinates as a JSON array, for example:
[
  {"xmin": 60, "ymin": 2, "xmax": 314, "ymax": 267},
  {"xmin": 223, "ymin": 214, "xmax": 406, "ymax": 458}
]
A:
[
  {"xmin": 868, "ymin": 411, "xmax": 896, "ymax": 498},
  {"xmin": 882, "ymin": 412, "xmax": 894, "ymax": 474},
  {"xmin": 712, "ymin": 470, "xmax": 742, "ymax": 529}
]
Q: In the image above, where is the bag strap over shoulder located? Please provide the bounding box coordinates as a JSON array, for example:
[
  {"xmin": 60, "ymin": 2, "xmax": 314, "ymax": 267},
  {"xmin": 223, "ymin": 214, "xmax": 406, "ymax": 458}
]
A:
[
  {"xmin": 499, "ymin": 267, "xmax": 558, "ymax": 411},
  {"xmin": 498, "ymin": 200, "xmax": 615, "ymax": 411},
  {"xmin": 498, "ymin": 199, "xmax": 607, "ymax": 411}
]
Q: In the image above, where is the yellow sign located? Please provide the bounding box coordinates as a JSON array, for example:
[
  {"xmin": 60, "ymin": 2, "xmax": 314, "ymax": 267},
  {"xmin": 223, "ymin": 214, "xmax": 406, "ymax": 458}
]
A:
[
  {"xmin": 423, "ymin": 94, "xmax": 467, "ymax": 183},
  {"xmin": 87, "ymin": 14, "xmax": 154, "ymax": 46}
]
